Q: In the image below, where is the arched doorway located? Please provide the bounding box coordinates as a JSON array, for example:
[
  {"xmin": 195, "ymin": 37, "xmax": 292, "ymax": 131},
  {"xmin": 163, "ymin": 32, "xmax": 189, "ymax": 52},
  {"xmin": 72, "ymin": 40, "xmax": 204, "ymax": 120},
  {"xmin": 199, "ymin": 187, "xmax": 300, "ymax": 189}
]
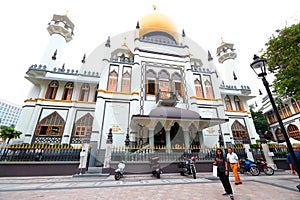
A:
[
  {"xmin": 231, "ymin": 120, "xmax": 250, "ymax": 144},
  {"xmin": 170, "ymin": 122, "xmax": 184, "ymax": 147},
  {"xmin": 275, "ymin": 128, "xmax": 285, "ymax": 142},
  {"xmin": 154, "ymin": 122, "xmax": 166, "ymax": 147},
  {"xmin": 288, "ymin": 124, "xmax": 300, "ymax": 141}
]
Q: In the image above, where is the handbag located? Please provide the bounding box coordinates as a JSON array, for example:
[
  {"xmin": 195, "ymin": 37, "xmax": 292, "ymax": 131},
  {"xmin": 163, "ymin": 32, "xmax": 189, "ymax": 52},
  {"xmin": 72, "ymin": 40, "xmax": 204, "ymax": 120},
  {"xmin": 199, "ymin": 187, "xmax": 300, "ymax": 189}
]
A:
[{"xmin": 213, "ymin": 165, "xmax": 218, "ymax": 177}]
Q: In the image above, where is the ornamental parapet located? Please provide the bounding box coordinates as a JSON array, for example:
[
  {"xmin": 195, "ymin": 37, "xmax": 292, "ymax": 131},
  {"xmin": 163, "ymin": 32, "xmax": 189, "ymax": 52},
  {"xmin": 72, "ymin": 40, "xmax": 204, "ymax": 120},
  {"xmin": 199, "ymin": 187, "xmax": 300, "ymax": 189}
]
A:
[{"xmin": 27, "ymin": 64, "xmax": 100, "ymax": 77}]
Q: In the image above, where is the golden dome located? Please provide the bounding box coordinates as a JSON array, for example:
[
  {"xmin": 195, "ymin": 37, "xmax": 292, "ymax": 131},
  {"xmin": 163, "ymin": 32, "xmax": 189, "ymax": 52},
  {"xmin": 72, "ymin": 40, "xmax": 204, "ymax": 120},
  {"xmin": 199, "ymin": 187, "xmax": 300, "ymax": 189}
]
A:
[{"xmin": 139, "ymin": 11, "xmax": 178, "ymax": 41}]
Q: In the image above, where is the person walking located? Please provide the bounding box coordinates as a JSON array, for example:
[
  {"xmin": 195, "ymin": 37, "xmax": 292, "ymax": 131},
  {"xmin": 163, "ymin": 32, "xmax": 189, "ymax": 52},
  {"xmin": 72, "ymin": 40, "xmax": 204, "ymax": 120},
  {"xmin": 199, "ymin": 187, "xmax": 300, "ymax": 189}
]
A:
[
  {"xmin": 213, "ymin": 148, "xmax": 234, "ymax": 200},
  {"xmin": 286, "ymin": 145, "xmax": 300, "ymax": 192},
  {"xmin": 227, "ymin": 147, "xmax": 242, "ymax": 185}
]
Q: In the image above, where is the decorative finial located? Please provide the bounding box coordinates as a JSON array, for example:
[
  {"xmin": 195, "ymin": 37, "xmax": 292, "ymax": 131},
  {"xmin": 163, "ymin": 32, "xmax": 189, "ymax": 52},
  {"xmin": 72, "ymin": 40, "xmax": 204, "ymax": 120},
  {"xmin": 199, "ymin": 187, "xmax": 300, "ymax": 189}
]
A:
[
  {"xmin": 253, "ymin": 54, "xmax": 259, "ymax": 60},
  {"xmin": 153, "ymin": 5, "xmax": 157, "ymax": 10},
  {"xmin": 208, "ymin": 50, "xmax": 213, "ymax": 61},
  {"xmin": 122, "ymin": 37, "xmax": 127, "ymax": 47},
  {"xmin": 136, "ymin": 21, "xmax": 140, "ymax": 29},
  {"xmin": 61, "ymin": 63, "xmax": 65, "ymax": 71},
  {"xmin": 259, "ymin": 89, "xmax": 263, "ymax": 95},
  {"xmin": 182, "ymin": 29, "xmax": 185, "ymax": 37},
  {"xmin": 105, "ymin": 36, "xmax": 111, "ymax": 47},
  {"xmin": 81, "ymin": 53, "xmax": 86, "ymax": 64},
  {"xmin": 52, "ymin": 49, "xmax": 57, "ymax": 60},
  {"xmin": 233, "ymin": 71, "xmax": 237, "ymax": 80},
  {"xmin": 65, "ymin": 10, "xmax": 69, "ymax": 16},
  {"xmin": 221, "ymin": 37, "xmax": 225, "ymax": 45}
]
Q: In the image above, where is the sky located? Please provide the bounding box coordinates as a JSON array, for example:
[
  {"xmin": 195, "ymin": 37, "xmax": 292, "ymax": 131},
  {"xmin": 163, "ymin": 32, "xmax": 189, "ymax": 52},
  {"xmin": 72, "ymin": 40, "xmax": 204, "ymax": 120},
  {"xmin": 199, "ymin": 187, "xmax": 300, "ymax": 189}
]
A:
[{"xmin": 0, "ymin": 0, "xmax": 299, "ymax": 106}]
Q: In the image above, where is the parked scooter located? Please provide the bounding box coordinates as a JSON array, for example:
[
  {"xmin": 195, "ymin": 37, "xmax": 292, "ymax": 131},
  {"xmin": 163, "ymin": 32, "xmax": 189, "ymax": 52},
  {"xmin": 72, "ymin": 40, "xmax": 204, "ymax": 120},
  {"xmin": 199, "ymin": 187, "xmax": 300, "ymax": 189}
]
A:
[
  {"xmin": 256, "ymin": 159, "xmax": 274, "ymax": 175},
  {"xmin": 178, "ymin": 156, "xmax": 197, "ymax": 179},
  {"xmin": 239, "ymin": 159, "xmax": 260, "ymax": 176},
  {"xmin": 150, "ymin": 156, "xmax": 162, "ymax": 179},
  {"xmin": 114, "ymin": 161, "xmax": 125, "ymax": 180}
]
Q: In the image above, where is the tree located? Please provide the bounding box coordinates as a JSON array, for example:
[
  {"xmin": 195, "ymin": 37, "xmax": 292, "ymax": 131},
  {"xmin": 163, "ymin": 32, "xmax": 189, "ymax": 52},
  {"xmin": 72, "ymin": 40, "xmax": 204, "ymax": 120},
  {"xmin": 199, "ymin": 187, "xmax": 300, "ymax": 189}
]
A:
[
  {"xmin": 250, "ymin": 106, "xmax": 269, "ymax": 135},
  {"xmin": 263, "ymin": 23, "xmax": 300, "ymax": 99},
  {"xmin": 0, "ymin": 126, "xmax": 22, "ymax": 160}
]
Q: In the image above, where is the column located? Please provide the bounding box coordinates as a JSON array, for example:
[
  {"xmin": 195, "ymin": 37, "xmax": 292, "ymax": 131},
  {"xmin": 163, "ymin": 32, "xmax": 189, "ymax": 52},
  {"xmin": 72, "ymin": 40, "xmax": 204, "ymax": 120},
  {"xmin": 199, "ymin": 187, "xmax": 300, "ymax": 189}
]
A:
[
  {"xmin": 62, "ymin": 107, "xmax": 76, "ymax": 144},
  {"xmin": 244, "ymin": 144, "xmax": 254, "ymax": 161},
  {"xmin": 166, "ymin": 130, "xmax": 171, "ymax": 153},
  {"xmin": 261, "ymin": 143, "xmax": 277, "ymax": 170},
  {"xmin": 149, "ymin": 129, "xmax": 154, "ymax": 152}
]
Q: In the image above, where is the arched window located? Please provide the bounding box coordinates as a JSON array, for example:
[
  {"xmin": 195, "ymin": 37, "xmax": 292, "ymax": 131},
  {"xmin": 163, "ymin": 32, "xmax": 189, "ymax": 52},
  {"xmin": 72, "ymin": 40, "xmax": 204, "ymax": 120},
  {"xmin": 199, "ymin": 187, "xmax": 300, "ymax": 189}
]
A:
[
  {"xmin": 292, "ymin": 99, "xmax": 300, "ymax": 113},
  {"xmin": 79, "ymin": 83, "xmax": 90, "ymax": 102},
  {"xmin": 34, "ymin": 111, "xmax": 64, "ymax": 136},
  {"xmin": 45, "ymin": 81, "xmax": 58, "ymax": 99},
  {"xmin": 146, "ymin": 70, "xmax": 156, "ymax": 95},
  {"xmin": 234, "ymin": 96, "xmax": 244, "ymax": 111},
  {"xmin": 231, "ymin": 120, "xmax": 250, "ymax": 144},
  {"xmin": 205, "ymin": 80, "xmax": 214, "ymax": 99},
  {"xmin": 62, "ymin": 82, "xmax": 73, "ymax": 100},
  {"xmin": 172, "ymin": 73, "xmax": 183, "ymax": 97},
  {"xmin": 73, "ymin": 113, "xmax": 94, "ymax": 136},
  {"xmin": 94, "ymin": 84, "xmax": 99, "ymax": 102},
  {"xmin": 225, "ymin": 95, "xmax": 233, "ymax": 111},
  {"xmin": 194, "ymin": 78, "xmax": 203, "ymax": 98},
  {"xmin": 107, "ymin": 70, "xmax": 118, "ymax": 91},
  {"xmin": 121, "ymin": 71, "xmax": 131, "ymax": 92},
  {"xmin": 287, "ymin": 124, "xmax": 300, "ymax": 140},
  {"xmin": 158, "ymin": 70, "xmax": 170, "ymax": 98}
]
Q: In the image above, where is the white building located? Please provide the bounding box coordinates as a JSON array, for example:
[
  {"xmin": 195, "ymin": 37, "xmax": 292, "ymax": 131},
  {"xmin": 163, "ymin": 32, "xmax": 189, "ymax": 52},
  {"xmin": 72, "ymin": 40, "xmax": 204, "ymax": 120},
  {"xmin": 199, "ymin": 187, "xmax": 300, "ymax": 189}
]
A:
[
  {"xmin": 16, "ymin": 10, "xmax": 259, "ymax": 164},
  {"xmin": 0, "ymin": 99, "xmax": 22, "ymax": 128}
]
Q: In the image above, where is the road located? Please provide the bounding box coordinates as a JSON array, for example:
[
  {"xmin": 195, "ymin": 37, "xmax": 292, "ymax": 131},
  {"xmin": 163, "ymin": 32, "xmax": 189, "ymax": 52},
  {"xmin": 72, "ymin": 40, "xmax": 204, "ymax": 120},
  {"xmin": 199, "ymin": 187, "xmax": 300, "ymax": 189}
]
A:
[{"xmin": 0, "ymin": 171, "xmax": 299, "ymax": 200}]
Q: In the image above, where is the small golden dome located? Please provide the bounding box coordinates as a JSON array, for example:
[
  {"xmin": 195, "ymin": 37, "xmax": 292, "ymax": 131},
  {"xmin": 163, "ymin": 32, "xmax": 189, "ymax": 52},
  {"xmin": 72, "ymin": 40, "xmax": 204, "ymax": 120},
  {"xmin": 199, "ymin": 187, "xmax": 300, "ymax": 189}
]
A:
[{"xmin": 139, "ymin": 11, "xmax": 178, "ymax": 41}]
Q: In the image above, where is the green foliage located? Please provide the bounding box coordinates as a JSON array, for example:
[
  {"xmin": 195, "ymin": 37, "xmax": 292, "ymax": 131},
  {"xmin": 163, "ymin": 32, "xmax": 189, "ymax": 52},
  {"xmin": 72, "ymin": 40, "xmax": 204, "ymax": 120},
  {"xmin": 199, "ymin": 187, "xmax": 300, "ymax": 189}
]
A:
[
  {"xmin": 273, "ymin": 152, "xmax": 288, "ymax": 158},
  {"xmin": 0, "ymin": 126, "xmax": 22, "ymax": 144},
  {"xmin": 250, "ymin": 107, "xmax": 269, "ymax": 133},
  {"xmin": 263, "ymin": 23, "xmax": 300, "ymax": 99}
]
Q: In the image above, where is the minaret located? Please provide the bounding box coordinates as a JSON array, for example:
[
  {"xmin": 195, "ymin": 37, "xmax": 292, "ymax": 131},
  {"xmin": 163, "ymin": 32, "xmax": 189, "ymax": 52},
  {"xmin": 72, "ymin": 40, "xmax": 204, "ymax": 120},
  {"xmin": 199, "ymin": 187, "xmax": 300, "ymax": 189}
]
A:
[
  {"xmin": 216, "ymin": 39, "xmax": 240, "ymax": 86},
  {"xmin": 40, "ymin": 12, "xmax": 74, "ymax": 70}
]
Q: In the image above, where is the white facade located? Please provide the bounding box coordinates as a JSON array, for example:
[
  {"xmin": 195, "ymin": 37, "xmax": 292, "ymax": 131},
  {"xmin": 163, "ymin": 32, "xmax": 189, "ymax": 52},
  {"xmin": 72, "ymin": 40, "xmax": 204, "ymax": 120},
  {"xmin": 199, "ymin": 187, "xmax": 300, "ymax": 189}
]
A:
[
  {"xmin": 261, "ymin": 96, "xmax": 300, "ymax": 142},
  {"xmin": 16, "ymin": 11, "xmax": 259, "ymax": 155}
]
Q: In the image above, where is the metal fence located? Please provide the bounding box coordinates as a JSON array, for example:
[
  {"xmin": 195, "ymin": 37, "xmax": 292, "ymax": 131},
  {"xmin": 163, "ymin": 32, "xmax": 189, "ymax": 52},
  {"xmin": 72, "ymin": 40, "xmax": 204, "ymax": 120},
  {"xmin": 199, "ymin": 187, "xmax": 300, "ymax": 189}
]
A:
[
  {"xmin": 0, "ymin": 144, "xmax": 82, "ymax": 162},
  {"xmin": 268, "ymin": 144, "xmax": 289, "ymax": 159},
  {"xmin": 111, "ymin": 146, "xmax": 247, "ymax": 162}
]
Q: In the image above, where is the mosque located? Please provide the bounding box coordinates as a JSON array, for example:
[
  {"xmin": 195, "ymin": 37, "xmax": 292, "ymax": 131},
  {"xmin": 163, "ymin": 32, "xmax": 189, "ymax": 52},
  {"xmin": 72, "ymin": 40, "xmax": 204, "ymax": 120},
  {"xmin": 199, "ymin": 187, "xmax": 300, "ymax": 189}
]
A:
[{"xmin": 15, "ymin": 8, "xmax": 259, "ymax": 165}]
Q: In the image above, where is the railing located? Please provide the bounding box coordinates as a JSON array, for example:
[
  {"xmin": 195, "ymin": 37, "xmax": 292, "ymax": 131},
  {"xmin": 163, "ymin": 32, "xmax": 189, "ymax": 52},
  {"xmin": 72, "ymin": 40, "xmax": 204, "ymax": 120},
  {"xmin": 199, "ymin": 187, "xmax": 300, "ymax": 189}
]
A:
[
  {"xmin": 268, "ymin": 144, "xmax": 288, "ymax": 159},
  {"xmin": 111, "ymin": 145, "xmax": 247, "ymax": 162},
  {"xmin": 0, "ymin": 144, "xmax": 82, "ymax": 162},
  {"xmin": 155, "ymin": 90, "xmax": 179, "ymax": 106}
]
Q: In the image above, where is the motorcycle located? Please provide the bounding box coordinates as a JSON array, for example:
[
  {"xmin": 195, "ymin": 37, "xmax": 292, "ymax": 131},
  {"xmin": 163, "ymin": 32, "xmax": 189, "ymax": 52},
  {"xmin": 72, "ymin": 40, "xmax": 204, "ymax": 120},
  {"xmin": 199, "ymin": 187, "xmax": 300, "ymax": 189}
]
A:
[
  {"xmin": 114, "ymin": 161, "xmax": 125, "ymax": 180},
  {"xmin": 178, "ymin": 156, "xmax": 197, "ymax": 179},
  {"xmin": 150, "ymin": 156, "xmax": 162, "ymax": 179},
  {"xmin": 256, "ymin": 159, "xmax": 274, "ymax": 175},
  {"xmin": 239, "ymin": 159, "xmax": 260, "ymax": 176}
]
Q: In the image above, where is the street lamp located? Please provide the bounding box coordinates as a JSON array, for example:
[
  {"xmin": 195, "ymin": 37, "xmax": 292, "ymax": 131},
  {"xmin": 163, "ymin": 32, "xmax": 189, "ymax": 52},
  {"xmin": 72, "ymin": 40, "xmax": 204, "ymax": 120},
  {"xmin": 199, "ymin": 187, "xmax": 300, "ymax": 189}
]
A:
[{"xmin": 250, "ymin": 54, "xmax": 300, "ymax": 179}]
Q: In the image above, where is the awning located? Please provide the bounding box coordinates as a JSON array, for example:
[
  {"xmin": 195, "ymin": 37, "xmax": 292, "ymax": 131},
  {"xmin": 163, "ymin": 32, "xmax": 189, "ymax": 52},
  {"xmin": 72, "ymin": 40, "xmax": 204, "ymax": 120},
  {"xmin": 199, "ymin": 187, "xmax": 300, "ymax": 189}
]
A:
[{"xmin": 131, "ymin": 106, "xmax": 228, "ymax": 129}]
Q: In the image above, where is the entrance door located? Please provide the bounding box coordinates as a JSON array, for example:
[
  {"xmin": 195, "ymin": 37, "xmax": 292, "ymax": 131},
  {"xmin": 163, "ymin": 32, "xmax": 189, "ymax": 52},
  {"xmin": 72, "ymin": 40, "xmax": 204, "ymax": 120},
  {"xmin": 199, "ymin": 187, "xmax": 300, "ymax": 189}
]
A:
[
  {"xmin": 154, "ymin": 122, "xmax": 166, "ymax": 148},
  {"xmin": 170, "ymin": 122, "xmax": 184, "ymax": 147}
]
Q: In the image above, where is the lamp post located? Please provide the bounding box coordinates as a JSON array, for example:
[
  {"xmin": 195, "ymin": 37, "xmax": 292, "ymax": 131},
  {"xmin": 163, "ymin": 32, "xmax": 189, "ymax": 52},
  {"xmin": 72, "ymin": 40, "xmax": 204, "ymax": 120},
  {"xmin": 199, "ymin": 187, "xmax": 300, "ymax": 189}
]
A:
[{"xmin": 250, "ymin": 54, "xmax": 300, "ymax": 179}]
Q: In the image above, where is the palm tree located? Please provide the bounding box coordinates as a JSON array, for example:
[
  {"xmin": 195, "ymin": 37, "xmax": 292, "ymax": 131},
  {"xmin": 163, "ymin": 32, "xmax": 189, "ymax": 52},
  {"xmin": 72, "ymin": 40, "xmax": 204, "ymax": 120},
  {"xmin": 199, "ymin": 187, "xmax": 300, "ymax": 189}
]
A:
[{"xmin": 0, "ymin": 126, "xmax": 22, "ymax": 160}]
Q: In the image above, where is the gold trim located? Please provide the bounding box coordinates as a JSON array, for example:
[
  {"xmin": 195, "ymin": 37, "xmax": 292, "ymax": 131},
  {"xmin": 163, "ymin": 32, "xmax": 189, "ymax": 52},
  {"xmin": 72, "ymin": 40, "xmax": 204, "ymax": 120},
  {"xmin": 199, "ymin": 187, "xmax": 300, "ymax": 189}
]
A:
[
  {"xmin": 26, "ymin": 98, "xmax": 96, "ymax": 104},
  {"xmin": 24, "ymin": 99, "xmax": 37, "ymax": 103},
  {"xmin": 97, "ymin": 89, "xmax": 139, "ymax": 95},
  {"xmin": 190, "ymin": 96, "xmax": 222, "ymax": 101},
  {"xmin": 225, "ymin": 110, "xmax": 249, "ymax": 113}
]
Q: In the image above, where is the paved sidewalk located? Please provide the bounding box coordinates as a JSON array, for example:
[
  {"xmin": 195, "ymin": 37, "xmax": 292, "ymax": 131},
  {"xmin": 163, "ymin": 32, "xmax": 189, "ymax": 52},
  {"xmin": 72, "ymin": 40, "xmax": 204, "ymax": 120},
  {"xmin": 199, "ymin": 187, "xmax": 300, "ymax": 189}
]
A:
[{"xmin": 0, "ymin": 171, "xmax": 299, "ymax": 200}]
